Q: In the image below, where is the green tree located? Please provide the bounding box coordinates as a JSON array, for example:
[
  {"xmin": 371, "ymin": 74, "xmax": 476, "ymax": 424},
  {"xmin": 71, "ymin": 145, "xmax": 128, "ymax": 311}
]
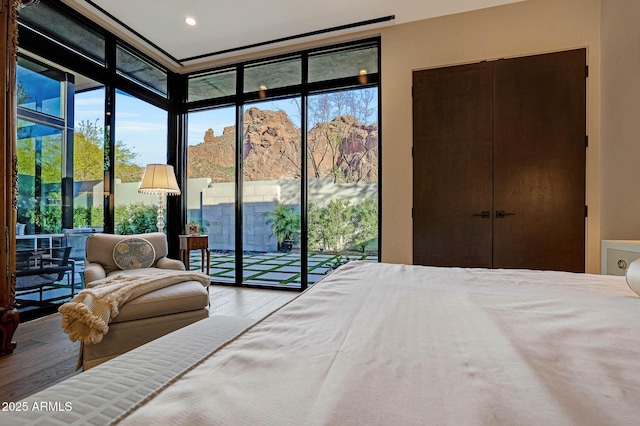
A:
[
  {"xmin": 308, "ymin": 200, "xmax": 354, "ymax": 252},
  {"xmin": 114, "ymin": 203, "xmax": 158, "ymax": 234},
  {"xmin": 73, "ymin": 206, "xmax": 104, "ymax": 228},
  {"xmin": 350, "ymin": 198, "xmax": 378, "ymax": 251},
  {"xmin": 308, "ymin": 198, "xmax": 377, "ymax": 253},
  {"xmin": 74, "ymin": 126, "xmax": 103, "ymax": 181},
  {"xmin": 74, "ymin": 120, "xmax": 143, "ymax": 183},
  {"xmin": 115, "ymin": 139, "xmax": 144, "ymax": 182},
  {"xmin": 25, "ymin": 192, "xmax": 62, "ymax": 233},
  {"xmin": 16, "ymin": 131, "xmax": 63, "ymax": 184}
]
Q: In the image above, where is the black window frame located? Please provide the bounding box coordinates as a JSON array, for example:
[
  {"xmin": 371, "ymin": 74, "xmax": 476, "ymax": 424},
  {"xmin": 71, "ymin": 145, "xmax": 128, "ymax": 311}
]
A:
[
  {"xmin": 17, "ymin": 0, "xmax": 381, "ymax": 290},
  {"xmin": 183, "ymin": 38, "xmax": 381, "ymax": 290}
]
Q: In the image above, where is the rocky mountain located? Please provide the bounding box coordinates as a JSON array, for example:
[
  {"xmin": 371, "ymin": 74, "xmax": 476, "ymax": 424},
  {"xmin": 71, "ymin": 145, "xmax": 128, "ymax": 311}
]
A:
[{"xmin": 187, "ymin": 107, "xmax": 378, "ymax": 183}]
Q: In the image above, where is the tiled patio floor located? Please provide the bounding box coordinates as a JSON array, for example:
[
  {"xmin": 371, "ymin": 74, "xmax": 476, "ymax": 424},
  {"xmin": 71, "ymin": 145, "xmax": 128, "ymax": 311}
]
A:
[
  {"xmin": 188, "ymin": 252, "xmax": 378, "ymax": 288},
  {"xmin": 18, "ymin": 252, "xmax": 378, "ymax": 319}
]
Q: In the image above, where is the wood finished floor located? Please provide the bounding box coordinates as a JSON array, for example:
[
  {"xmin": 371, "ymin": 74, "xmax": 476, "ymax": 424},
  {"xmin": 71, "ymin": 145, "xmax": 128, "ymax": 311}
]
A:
[{"xmin": 0, "ymin": 285, "xmax": 299, "ymax": 403}]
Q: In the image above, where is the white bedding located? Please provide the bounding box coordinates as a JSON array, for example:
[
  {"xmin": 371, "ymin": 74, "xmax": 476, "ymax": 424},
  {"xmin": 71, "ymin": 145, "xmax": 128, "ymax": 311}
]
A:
[{"xmin": 9, "ymin": 261, "xmax": 640, "ymax": 425}]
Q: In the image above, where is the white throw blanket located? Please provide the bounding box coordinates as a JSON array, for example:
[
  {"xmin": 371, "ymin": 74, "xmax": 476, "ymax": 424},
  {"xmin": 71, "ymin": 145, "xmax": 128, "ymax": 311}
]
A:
[{"xmin": 59, "ymin": 271, "xmax": 210, "ymax": 344}]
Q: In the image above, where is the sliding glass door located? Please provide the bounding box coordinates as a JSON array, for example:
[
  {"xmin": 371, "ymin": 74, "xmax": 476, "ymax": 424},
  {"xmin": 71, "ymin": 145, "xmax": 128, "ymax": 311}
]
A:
[
  {"xmin": 242, "ymin": 98, "xmax": 302, "ymax": 288},
  {"xmin": 306, "ymin": 88, "xmax": 379, "ymax": 284},
  {"xmin": 187, "ymin": 107, "xmax": 236, "ymax": 281},
  {"xmin": 185, "ymin": 38, "xmax": 381, "ymax": 289}
]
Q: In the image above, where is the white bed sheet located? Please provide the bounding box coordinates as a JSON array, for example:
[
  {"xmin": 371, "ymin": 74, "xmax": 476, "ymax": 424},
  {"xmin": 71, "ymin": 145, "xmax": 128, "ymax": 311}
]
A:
[
  {"xmin": 8, "ymin": 261, "xmax": 640, "ymax": 425},
  {"xmin": 121, "ymin": 262, "xmax": 640, "ymax": 425}
]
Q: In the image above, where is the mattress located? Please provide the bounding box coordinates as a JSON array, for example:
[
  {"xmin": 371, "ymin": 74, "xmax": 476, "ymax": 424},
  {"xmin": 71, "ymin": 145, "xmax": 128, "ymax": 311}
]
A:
[
  {"xmin": 7, "ymin": 261, "xmax": 640, "ymax": 425},
  {"xmin": 6, "ymin": 315, "xmax": 260, "ymax": 425}
]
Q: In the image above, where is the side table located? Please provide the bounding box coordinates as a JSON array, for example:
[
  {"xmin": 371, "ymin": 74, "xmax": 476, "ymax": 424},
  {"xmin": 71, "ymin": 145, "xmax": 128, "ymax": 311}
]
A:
[{"xmin": 179, "ymin": 235, "xmax": 210, "ymax": 274}]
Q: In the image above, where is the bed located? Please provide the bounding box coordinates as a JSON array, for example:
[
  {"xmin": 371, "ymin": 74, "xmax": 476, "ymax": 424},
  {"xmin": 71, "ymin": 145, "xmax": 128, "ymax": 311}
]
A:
[{"xmin": 6, "ymin": 261, "xmax": 640, "ymax": 425}]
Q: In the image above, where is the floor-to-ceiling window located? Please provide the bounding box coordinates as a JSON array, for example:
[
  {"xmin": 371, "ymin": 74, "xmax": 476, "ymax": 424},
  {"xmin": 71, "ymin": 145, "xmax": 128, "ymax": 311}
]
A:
[
  {"xmin": 73, "ymin": 82, "xmax": 106, "ymax": 233},
  {"xmin": 16, "ymin": 55, "xmax": 70, "ymax": 244},
  {"xmin": 16, "ymin": 1, "xmax": 171, "ymax": 317},
  {"xmin": 306, "ymin": 87, "xmax": 379, "ymax": 284},
  {"xmin": 242, "ymin": 98, "xmax": 302, "ymax": 287},
  {"xmin": 186, "ymin": 39, "xmax": 380, "ymax": 290},
  {"xmin": 15, "ymin": 53, "xmax": 105, "ymax": 313},
  {"xmin": 113, "ymin": 90, "xmax": 168, "ymax": 234},
  {"xmin": 16, "ymin": 0, "xmax": 380, "ymax": 300},
  {"xmin": 187, "ymin": 107, "xmax": 237, "ymax": 281}
]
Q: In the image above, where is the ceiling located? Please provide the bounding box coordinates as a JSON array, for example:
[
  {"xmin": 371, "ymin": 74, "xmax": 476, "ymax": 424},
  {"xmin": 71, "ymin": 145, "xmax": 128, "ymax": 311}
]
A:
[{"xmin": 61, "ymin": 0, "xmax": 524, "ymax": 72}]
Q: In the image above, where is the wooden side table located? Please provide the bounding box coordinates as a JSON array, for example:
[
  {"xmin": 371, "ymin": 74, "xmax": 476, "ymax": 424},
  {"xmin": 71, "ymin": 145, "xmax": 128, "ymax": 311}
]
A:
[{"xmin": 179, "ymin": 235, "xmax": 210, "ymax": 274}]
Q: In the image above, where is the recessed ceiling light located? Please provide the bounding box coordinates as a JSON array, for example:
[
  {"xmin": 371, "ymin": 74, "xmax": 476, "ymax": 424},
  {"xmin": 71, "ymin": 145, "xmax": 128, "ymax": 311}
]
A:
[{"xmin": 184, "ymin": 16, "xmax": 197, "ymax": 26}]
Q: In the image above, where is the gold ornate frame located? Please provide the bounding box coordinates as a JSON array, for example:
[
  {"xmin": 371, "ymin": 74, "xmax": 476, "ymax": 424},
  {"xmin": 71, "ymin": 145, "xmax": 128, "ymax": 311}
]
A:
[{"xmin": 0, "ymin": 0, "xmax": 37, "ymax": 356}]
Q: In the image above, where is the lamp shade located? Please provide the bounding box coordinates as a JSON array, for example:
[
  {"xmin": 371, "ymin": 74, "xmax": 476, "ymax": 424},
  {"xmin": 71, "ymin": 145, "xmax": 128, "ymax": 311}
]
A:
[{"xmin": 138, "ymin": 164, "xmax": 181, "ymax": 195}]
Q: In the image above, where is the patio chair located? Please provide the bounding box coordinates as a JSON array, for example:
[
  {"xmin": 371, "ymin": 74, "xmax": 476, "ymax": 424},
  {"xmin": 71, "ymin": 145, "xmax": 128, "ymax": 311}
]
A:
[
  {"xmin": 16, "ymin": 246, "xmax": 75, "ymax": 306},
  {"xmin": 63, "ymin": 227, "xmax": 100, "ymax": 288}
]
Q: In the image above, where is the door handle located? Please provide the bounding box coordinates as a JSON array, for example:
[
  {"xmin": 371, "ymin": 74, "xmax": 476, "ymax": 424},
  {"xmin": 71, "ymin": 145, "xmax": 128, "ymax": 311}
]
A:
[
  {"xmin": 495, "ymin": 210, "xmax": 515, "ymax": 218},
  {"xmin": 472, "ymin": 211, "xmax": 490, "ymax": 218}
]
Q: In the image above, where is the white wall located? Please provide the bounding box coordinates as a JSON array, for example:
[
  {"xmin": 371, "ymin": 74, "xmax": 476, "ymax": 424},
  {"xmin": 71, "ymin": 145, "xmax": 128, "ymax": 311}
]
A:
[
  {"xmin": 600, "ymin": 0, "xmax": 640, "ymax": 241},
  {"xmin": 380, "ymin": 0, "xmax": 601, "ymax": 271}
]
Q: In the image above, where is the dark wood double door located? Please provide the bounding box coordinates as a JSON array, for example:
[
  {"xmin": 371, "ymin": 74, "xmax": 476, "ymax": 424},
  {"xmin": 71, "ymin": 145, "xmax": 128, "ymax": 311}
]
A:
[{"xmin": 413, "ymin": 49, "xmax": 586, "ymax": 272}]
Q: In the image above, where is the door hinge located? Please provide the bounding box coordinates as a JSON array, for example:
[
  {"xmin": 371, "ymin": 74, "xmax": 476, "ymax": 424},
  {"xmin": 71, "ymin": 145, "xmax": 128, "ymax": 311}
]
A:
[
  {"xmin": 411, "ymin": 146, "xmax": 414, "ymax": 157},
  {"xmin": 585, "ymin": 205, "xmax": 588, "ymax": 218},
  {"xmin": 585, "ymin": 65, "xmax": 589, "ymax": 78},
  {"xmin": 585, "ymin": 135, "xmax": 589, "ymax": 148},
  {"xmin": 412, "ymin": 207, "xmax": 414, "ymax": 218},
  {"xmin": 411, "ymin": 86, "xmax": 414, "ymax": 98}
]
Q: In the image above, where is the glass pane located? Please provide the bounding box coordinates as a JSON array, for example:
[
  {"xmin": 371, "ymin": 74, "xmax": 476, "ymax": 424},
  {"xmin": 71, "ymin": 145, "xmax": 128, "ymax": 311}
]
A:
[
  {"xmin": 187, "ymin": 108, "xmax": 236, "ymax": 279},
  {"xmin": 18, "ymin": 2, "xmax": 105, "ymax": 64},
  {"xmin": 116, "ymin": 44, "xmax": 168, "ymax": 96},
  {"xmin": 17, "ymin": 56, "xmax": 66, "ymax": 118},
  {"xmin": 243, "ymin": 99, "xmax": 301, "ymax": 288},
  {"xmin": 307, "ymin": 88, "xmax": 379, "ymax": 284},
  {"xmin": 114, "ymin": 90, "xmax": 168, "ymax": 234},
  {"xmin": 188, "ymin": 69, "xmax": 236, "ymax": 102},
  {"xmin": 308, "ymin": 44, "xmax": 378, "ymax": 83},
  {"xmin": 16, "ymin": 121, "xmax": 64, "ymax": 240},
  {"xmin": 244, "ymin": 57, "xmax": 301, "ymax": 93},
  {"xmin": 64, "ymin": 74, "xmax": 107, "ymax": 261}
]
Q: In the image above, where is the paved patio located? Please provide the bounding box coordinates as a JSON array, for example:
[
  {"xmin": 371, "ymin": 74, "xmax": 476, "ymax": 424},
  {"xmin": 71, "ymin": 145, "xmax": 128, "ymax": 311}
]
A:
[
  {"xmin": 18, "ymin": 251, "xmax": 378, "ymax": 318},
  {"xmin": 189, "ymin": 252, "xmax": 378, "ymax": 288}
]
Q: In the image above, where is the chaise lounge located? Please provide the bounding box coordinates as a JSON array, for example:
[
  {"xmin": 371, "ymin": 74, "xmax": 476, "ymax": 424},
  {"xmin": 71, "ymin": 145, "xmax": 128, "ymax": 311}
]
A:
[{"xmin": 74, "ymin": 232, "xmax": 210, "ymax": 370}]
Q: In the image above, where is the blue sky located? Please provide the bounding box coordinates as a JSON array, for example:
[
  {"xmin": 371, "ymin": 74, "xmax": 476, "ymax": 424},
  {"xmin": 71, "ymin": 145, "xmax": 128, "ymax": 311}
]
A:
[
  {"xmin": 75, "ymin": 89, "xmax": 169, "ymax": 166},
  {"xmin": 74, "ymin": 91, "xmax": 376, "ymax": 166},
  {"xmin": 75, "ymin": 91, "xmax": 302, "ymax": 166}
]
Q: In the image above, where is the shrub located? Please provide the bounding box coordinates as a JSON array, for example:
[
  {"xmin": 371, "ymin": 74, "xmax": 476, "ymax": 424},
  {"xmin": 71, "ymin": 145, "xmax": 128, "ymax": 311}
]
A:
[
  {"xmin": 114, "ymin": 203, "xmax": 158, "ymax": 235},
  {"xmin": 308, "ymin": 198, "xmax": 377, "ymax": 253},
  {"xmin": 350, "ymin": 198, "xmax": 378, "ymax": 251},
  {"xmin": 263, "ymin": 203, "xmax": 300, "ymax": 250}
]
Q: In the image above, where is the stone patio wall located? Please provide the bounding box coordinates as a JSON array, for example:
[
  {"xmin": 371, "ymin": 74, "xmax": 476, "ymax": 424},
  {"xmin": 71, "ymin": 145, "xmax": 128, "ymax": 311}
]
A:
[{"xmin": 201, "ymin": 183, "xmax": 279, "ymax": 252}]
